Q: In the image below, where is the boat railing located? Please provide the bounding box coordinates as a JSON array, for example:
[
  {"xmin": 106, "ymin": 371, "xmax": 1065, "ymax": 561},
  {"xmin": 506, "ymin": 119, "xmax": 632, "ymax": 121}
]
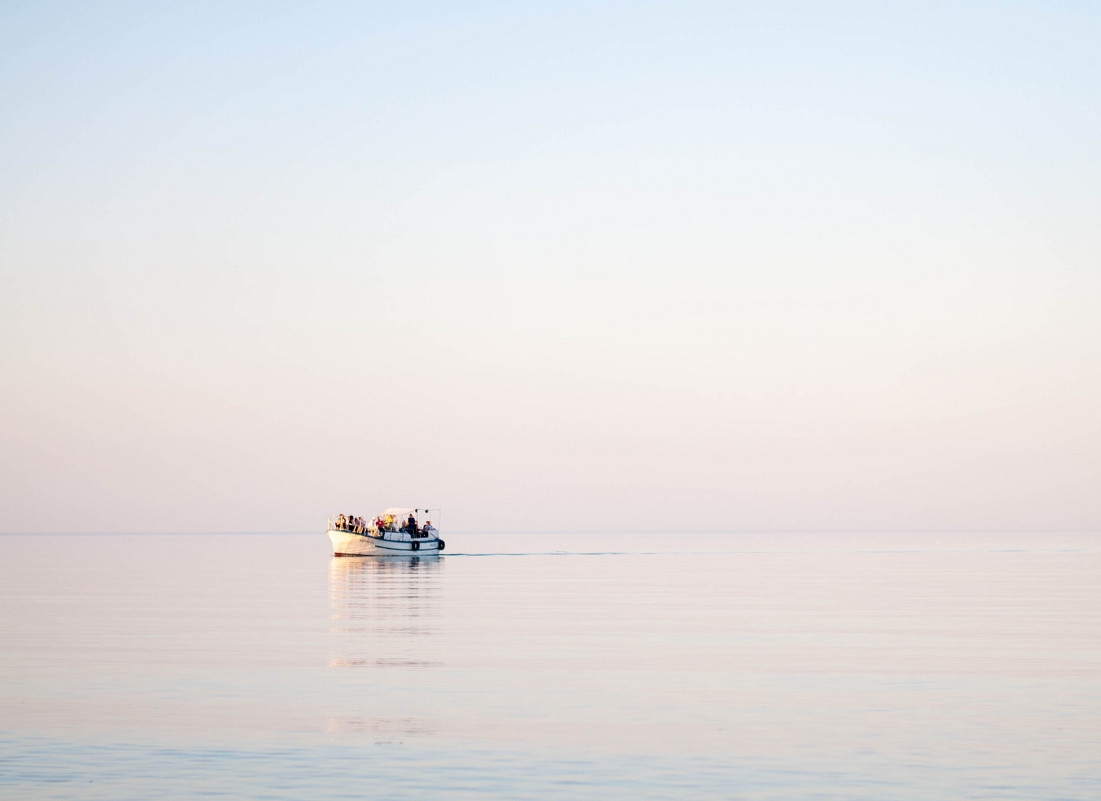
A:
[{"xmin": 329, "ymin": 515, "xmax": 436, "ymax": 538}]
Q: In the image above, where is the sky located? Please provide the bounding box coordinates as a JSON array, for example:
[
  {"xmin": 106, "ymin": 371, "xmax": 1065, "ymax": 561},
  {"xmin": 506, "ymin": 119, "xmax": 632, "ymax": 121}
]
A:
[{"xmin": 1, "ymin": 1, "xmax": 1099, "ymax": 533}]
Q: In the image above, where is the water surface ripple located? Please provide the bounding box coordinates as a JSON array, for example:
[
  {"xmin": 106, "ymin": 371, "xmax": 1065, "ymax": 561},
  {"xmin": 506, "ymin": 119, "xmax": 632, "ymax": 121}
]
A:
[{"xmin": 1, "ymin": 531, "xmax": 1098, "ymax": 799}]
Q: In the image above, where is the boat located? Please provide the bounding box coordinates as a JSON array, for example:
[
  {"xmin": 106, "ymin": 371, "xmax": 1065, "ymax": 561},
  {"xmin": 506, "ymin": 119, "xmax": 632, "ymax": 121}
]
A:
[{"xmin": 328, "ymin": 507, "xmax": 445, "ymax": 556}]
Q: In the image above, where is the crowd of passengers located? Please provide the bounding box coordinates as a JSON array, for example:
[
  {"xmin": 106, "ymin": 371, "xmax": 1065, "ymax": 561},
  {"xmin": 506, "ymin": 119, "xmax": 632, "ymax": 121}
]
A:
[
  {"xmin": 335, "ymin": 513, "xmax": 436, "ymax": 538},
  {"xmin": 335, "ymin": 514, "xmax": 369, "ymax": 534}
]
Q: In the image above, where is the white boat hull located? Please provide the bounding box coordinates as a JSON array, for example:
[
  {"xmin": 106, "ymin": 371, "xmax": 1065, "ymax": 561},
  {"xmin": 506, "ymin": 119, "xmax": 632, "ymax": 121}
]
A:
[{"xmin": 329, "ymin": 528, "xmax": 443, "ymax": 556}]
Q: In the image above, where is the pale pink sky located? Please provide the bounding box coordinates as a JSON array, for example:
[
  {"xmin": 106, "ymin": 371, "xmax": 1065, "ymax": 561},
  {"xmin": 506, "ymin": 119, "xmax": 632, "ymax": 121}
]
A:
[{"xmin": 2, "ymin": 3, "xmax": 1099, "ymax": 533}]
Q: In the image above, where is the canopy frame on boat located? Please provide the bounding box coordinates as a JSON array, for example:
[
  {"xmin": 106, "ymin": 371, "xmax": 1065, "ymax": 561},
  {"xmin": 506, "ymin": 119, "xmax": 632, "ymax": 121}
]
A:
[{"xmin": 378, "ymin": 508, "xmax": 440, "ymax": 526}]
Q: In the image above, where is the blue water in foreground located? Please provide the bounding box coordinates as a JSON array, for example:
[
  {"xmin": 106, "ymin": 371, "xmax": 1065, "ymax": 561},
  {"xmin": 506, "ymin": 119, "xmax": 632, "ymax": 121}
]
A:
[{"xmin": 2, "ymin": 531, "xmax": 1099, "ymax": 800}]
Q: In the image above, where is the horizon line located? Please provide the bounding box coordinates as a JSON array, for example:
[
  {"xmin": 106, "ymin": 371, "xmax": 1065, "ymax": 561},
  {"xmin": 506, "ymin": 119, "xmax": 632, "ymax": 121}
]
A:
[{"xmin": 2, "ymin": 528, "xmax": 1100, "ymax": 537}]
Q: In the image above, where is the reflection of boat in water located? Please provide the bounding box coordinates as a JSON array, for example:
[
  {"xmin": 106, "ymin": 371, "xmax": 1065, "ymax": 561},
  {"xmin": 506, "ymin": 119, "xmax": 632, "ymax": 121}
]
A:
[
  {"xmin": 328, "ymin": 554, "xmax": 442, "ymax": 670},
  {"xmin": 328, "ymin": 507, "xmax": 444, "ymax": 556},
  {"xmin": 328, "ymin": 554, "xmax": 441, "ymax": 621}
]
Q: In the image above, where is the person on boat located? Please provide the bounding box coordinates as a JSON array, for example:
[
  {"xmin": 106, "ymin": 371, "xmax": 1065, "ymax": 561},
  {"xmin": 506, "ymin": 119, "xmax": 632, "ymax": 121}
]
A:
[
  {"xmin": 337, "ymin": 514, "xmax": 346, "ymax": 530},
  {"xmin": 405, "ymin": 513, "xmax": 418, "ymax": 536},
  {"xmin": 423, "ymin": 521, "xmax": 437, "ymax": 537}
]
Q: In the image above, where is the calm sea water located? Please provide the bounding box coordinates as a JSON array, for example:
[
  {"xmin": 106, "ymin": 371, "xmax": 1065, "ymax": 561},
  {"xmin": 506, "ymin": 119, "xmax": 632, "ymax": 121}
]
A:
[{"xmin": 1, "ymin": 531, "xmax": 1098, "ymax": 800}]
